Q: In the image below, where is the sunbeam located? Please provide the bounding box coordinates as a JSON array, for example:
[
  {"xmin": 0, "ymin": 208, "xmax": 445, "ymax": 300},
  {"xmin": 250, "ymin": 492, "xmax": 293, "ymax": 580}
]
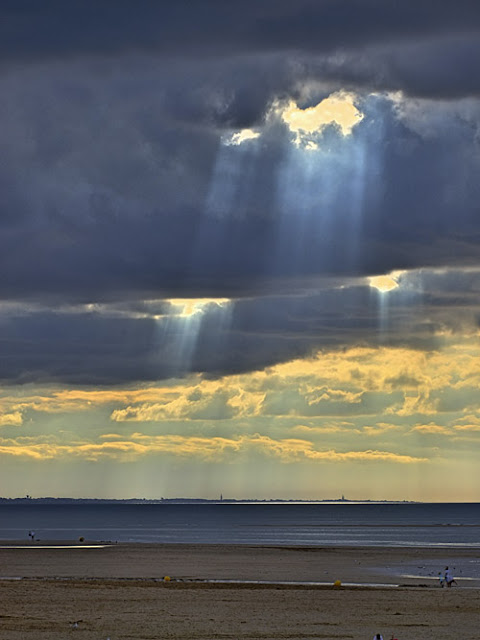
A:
[
  {"xmin": 368, "ymin": 270, "xmax": 425, "ymax": 335},
  {"xmin": 153, "ymin": 299, "xmax": 233, "ymax": 375},
  {"xmin": 205, "ymin": 135, "xmax": 261, "ymax": 220},
  {"xmin": 272, "ymin": 93, "xmax": 370, "ymax": 275}
]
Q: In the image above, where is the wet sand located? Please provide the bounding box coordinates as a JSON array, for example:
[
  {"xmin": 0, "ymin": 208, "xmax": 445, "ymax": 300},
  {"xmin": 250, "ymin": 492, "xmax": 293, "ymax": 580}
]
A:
[{"xmin": 0, "ymin": 542, "xmax": 478, "ymax": 639}]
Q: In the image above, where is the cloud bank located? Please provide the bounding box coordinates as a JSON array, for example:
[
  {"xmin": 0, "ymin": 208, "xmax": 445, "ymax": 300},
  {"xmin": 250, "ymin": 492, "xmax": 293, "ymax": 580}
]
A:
[{"xmin": 1, "ymin": 1, "xmax": 480, "ymax": 387}]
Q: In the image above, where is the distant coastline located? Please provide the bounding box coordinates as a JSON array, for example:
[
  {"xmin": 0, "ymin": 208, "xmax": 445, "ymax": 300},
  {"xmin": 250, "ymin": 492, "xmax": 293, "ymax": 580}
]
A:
[{"xmin": 0, "ymin": 496, "xmax": 419, "ymax": 505}]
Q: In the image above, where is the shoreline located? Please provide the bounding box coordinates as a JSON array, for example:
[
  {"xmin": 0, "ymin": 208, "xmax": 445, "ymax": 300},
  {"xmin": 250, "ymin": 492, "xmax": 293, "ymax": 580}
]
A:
[
  {"xmin": 0, "ymin": 541, "xmax": 477, "ymax": 585},
  {"xmin": 0, "ymin": 543, "xmax": 476, "ymax": 639},
  {"xmin": 2, "ymin": 537, "xmax": 477, "ymax": 549}
]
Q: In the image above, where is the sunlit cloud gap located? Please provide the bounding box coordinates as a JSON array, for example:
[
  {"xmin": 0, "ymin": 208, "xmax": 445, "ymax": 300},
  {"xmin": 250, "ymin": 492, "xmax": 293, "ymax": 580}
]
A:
[
  {"xmin": 367, "ymin": 270, "xmax": 424, "ymax": 335},
  {"xmin": 224, "ymin": 129, "xmax": 261, "ymax": 146},
  {"xmin": 369, "ymin": 274, "xmax": 401, "ymax": 292},
  {"xmin": 277, "ymin": 91, "xmax": 364, "ymax": 149},
  {"xmin": 369, "ymin": 272, "xmax": 402, "ymax": 334},
  {"xmin": 226, "ymin": 91, "xmax": 364, "ymax": 151},
  {"xmin": 165, "ymin": 298, "xmax": 231, "ymax": 318},
  {"xmin": 153, "ymin": 298, "xmax": 234, "ymax": 375}
]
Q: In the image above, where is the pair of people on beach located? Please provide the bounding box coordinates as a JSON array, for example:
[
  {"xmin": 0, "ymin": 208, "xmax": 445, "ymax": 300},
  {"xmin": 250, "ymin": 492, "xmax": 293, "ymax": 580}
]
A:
[{"xmin": 439, "ymin": 566, "xmax": 457, "ymax": 588}]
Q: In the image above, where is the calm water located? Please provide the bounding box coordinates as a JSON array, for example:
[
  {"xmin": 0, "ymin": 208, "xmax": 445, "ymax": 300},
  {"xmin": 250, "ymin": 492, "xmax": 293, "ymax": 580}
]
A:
[{"xmin": 0, "ymin": 502, "xmax": 479, "ymax": 547}]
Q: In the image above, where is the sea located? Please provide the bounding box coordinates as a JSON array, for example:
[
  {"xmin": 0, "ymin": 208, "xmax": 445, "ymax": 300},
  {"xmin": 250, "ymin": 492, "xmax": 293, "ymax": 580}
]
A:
[{"xmin": 0, "ymin": 502, "xmax": 479, "ymax": 548}]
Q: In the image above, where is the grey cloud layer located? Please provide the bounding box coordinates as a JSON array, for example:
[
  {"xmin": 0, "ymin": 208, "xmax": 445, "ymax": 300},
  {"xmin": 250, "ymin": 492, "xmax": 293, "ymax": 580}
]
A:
[
  {"xmin": 2, "ymin": 2, "xmax": 480, "ymax": 383},
  {"xmin": 2, "ymin": 75, "xmax": 480, "ymax": 302},
  {"xmin": 0, "ymin": 271, "xmax": 474, "ymax": 385},
  {"xmin": 2, "ymin": 2, "xmax": 480, "ymax": 63},
  {"xmin": 2, "ymin": 3, "xmax": 480, "ymax": 110}
]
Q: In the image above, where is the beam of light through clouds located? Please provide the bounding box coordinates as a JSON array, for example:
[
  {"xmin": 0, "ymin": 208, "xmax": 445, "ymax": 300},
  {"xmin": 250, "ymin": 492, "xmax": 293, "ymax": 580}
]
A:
[
  {"xmin": 153, "ymin": 299, "xmax": 233, "ymax": 377},
  {"xmin": 272, "ymin": 93, "xmax": 369, "ymax": 270},
  {"xmin": 1, "ymin": 1, "xmax": 480, "ymax": 500},
  {"xmin": 369, "ymin": 272, "xmax": 402, "ymax": 334}
]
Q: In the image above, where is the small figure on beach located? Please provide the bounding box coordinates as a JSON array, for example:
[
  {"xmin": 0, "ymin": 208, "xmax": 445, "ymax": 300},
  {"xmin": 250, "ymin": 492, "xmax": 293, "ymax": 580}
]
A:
[
  {"xmin": 28, "ymin": 530, "xmax": 35, "ymax": 542},
  {"xmin": 444, "ymin": 566, "xmax": 457, "ymax": 588},
  {"xmin": 373, "ymin": 634, "xmax": 383, "ymax": 640},
  {"xmin": 438, "ymin": 571, "xmax": 445, "ymax": 587},
  {"xmin": 70, "ymin": 619, "xmax": 82, "ymax": 629}
]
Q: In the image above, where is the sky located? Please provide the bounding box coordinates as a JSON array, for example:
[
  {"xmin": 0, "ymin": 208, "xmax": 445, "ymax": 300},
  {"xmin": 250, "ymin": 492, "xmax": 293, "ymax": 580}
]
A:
[{"xmin": 1, "ymin": 1, "xmax": 480, "ymax": 501}]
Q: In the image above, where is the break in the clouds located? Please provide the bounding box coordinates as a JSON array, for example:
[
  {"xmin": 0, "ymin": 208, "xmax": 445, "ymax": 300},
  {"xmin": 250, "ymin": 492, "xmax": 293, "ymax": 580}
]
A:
[{"xmin": 1, "ymin": 2, "xmax": 480, "ymax": 499}]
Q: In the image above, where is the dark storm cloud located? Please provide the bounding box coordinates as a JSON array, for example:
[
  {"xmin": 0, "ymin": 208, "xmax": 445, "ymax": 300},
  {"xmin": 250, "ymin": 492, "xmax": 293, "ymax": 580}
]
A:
[
  {"xmin": 3, "ymin": 1, "xmax": 480, "ymax": 103},
  {"xmin": 2, "ymin": 1, "xmax": 480, "ymax": 62},
  {"xmin": 0, "ymin": 272, "xmax": 474, "ymax": 385},
  {"xmin": 2, "ymin": 80, "xmax": 480, "ymax": 304},
  {"xmin": 2, "ymin": 2, "xmax": 480, "ymax": 383}
]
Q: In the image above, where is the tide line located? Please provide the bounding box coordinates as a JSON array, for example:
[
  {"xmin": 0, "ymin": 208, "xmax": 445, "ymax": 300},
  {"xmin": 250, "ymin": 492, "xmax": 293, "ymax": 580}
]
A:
[{"xmin": 0, "ymin": 545, "xmax": 107, "ymax": 549}]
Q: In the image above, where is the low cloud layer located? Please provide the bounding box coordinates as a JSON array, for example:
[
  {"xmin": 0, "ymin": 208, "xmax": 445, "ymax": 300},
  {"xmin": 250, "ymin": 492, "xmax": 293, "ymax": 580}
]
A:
[{"xmin": 0, "ymin": 266, "xmax": 478, "ymax": 384}]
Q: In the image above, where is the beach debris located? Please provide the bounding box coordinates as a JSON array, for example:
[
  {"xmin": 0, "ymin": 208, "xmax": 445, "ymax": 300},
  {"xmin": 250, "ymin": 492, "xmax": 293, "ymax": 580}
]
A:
[
  {"xmin": 163, "ymin": 575, "xmax": 171, "ymax": 582},
  {"xmin": 70, "ymin": 619, "xmax": 82, "ymax": 629},
  {"xmin": 333, "ymin": 579, "xmax": 342, "ymax": 588}
]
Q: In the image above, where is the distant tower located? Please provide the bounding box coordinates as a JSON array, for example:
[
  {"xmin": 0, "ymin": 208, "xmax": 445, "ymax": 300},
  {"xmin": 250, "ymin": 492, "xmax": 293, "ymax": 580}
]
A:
[{"xmin": 220, "ymin": 494, "xmax": 223, "ymax": 501}]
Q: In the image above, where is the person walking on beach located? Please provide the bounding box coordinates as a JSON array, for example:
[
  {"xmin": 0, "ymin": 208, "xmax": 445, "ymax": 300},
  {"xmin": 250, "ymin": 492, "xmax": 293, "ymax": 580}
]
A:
[
  {"xmin": 444, "ymin": 566, "xmax": 457, "ymax": 587},
  {"xmin": 373, "ymin": 634, "xmax": 383, "ymax": 640}
]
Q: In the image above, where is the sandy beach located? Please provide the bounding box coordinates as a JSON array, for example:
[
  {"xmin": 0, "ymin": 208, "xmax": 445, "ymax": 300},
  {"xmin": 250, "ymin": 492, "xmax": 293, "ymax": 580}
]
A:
[{"xmin": 0, "ymin": 542, "xmax": 479, "ymax": 639}]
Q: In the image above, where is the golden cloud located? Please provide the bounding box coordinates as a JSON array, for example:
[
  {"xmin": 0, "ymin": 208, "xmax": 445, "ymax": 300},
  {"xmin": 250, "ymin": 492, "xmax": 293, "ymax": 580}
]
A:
[
  {"xmin": 411, "ymin": 423, "xmax": 452, "ymax": 435},
  {"xmin": 292, "ymin": 422, "xmax": 357, "ymax": 435},
  {"xmin": 368, "ymin": 274, "xmax": 400, "ymax": 293},
  {"xmin": 0, "ymin": 411, "xmax": 23, "ymax": 427},
  {"xmin": 451, "ymin": 422, "xmax": 480, "ymax": 432},
  {"xmin": 111, "ymin": 390, "xmax": 235, "ymax": 422},
  {"xmin": 362, "ymin": 423, "xmax": 401, "ymax": 435},
  {"xmin": 2, "ymin": 341, "xmax": 480, "ymax": 431},
  {"xmin": 0, "ymin": 432, "xmax": 427, "ymax": 465},
  {"xmin": 304, "ymin": 387, "xmax": 363, "ymax": 405}
]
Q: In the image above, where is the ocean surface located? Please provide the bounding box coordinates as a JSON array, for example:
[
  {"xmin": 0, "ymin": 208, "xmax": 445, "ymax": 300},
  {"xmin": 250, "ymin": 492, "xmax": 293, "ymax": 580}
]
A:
[{"xmin": 0, "ymin": 502, "xmax": 479, "ymax": 547}]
